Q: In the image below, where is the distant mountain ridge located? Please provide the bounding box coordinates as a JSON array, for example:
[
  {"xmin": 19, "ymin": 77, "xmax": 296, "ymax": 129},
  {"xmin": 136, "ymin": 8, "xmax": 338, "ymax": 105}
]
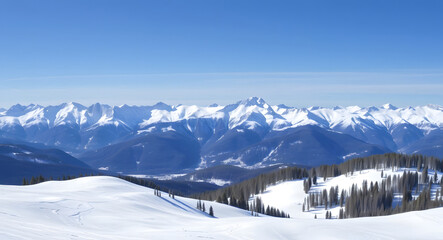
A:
[
  {"xmin": 0, "ymin": 143, "xmax": 98, "ymax": 184},
  {"xmin": 1, "ymin": 98, "xmax": 442, "ymax": 173}
]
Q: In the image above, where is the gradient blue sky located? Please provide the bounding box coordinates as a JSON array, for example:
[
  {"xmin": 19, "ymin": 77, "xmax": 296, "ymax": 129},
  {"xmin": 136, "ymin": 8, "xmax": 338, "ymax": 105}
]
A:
[{"xmin": 0, "ymin": 0, "xmax": 442, "ymax": 108}]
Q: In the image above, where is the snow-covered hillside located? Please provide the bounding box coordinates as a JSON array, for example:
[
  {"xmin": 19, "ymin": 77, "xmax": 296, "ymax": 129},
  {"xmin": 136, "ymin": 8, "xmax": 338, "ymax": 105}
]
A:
[
  {"xmin": 1, "ymin": 176, "xmax": 442, "ymax": 239},
  {"xmin": 253, "ymin": 168, "xmax": 443, "ymax": 220}
]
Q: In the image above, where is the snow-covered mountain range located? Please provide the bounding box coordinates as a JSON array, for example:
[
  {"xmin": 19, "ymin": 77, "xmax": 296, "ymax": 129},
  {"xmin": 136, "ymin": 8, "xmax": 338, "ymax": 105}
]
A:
[{"xmin": 1, "ymin": 98, "xmax": 442, "ymax": 173}]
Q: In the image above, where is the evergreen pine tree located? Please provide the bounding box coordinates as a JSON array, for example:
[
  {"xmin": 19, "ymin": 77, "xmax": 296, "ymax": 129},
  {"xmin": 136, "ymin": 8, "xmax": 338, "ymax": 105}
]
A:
[
  {"xmin": 312, "ymin": 168, "xmax": 317, "ymax": 185},
  {"xmin": 197, "ymin": 199, "xmax": 202, "ymax": 210},
  {"xmin": 30, "ymin": 176, "xmax": 36, "ymax": 185},
  {"xmin": 340, "ymin": 189, "xmax": 345, "ymax": 207},
  {"xmin": 339, "ymin": 208, "xmax": 344, "ymax": 219},
  {"xmin": 222, "ymin": 192, "xmax": 228, "ymax": 204},
  {"xmin": 422, "ymin": 166, "xmax": 429, "ymax": 183},
  {"xmin": 209, "ymin": 206, "xmax": 214, "ymax": 217}
]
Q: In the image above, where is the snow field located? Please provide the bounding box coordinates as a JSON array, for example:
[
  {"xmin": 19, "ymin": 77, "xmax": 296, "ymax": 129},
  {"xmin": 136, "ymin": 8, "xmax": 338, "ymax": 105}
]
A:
[{"xmin": 1, "ymin": 176, "xmax": 443, "ymax": 239}]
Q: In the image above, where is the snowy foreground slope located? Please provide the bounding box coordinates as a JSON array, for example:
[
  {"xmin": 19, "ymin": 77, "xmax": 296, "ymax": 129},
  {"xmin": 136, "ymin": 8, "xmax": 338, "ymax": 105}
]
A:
[{"xmin": 1, "ymin": 176, "xmax": 443, "ymax": 239}]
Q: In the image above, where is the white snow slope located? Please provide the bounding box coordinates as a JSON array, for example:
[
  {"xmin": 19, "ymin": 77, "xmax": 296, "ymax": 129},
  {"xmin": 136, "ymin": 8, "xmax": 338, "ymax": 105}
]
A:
[{"xmin": 1, "ymin": 176, "xmax": 442, "ymax": 240}]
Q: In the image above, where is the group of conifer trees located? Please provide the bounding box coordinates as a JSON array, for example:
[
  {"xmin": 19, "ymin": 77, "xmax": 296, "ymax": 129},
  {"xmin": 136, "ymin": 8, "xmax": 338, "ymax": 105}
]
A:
[
  {"xmin": 193, "ymin": 166, "xmax": 307, "ymax": 218},
  {"xmin": 154, "ymin": 188, "xmax": 162, "ymax": 197},
  {"xmin": 197, "ymin": 199, "xmax": 214, "ymax": 217},
  {"xmin": 249, "ymin": 197, "xmax": 290, "ymax": 218},
  {"xmin": 343, "ymin": 180, "xmax": 394, "ymax": 218},
  {"xmin": 303, "ymin": 154, "xmax": 443, "ymax": 218},
  {"xmin": 343, "ymin": 171, "xmax": 443, "ymax": 218},
  {"xmin": 325, "ymin": 211, "xmax": 332, "ymax": 219},
  {"xmin": 316, "ymin": 153, "xmax": 443, "ymax": 179},
  {"xmin": 302, "ymin": 185, "xmax": 342, "ymax": 211},
  {"xmin": 194, "ymin": 166, "xmax": 308, "ymax": 202},
  {"xmin": 195, "ymin": 153, "xmax": 443, "ymax": 219}
]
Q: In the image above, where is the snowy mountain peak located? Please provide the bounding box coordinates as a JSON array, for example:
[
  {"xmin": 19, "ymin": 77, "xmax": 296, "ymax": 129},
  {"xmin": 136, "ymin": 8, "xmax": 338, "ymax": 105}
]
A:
[
  {"xmin": 239, "ymin": 97, "xmax": 267, "ymax": 107},
  {"xmin": 87, "ymin": 103, "xmax": 111, "ymax": 114},
  {"xmin": 152, "ymin": 102, "xmax": 172, "ymax": 111},
  {"xmin": 345, "ymin": 106, "xmax": 362, "ymax": 112},
  {"xmin": 6, "ymin": 104, "xmax": 41, "ymax": 117},
  {"xmin": 89, "ymin": 102, "xmax": 106, "ymax": 110},
  {"xmin": 60, "ymin": 102, "xmax": 85, "ymax": 109},
  {"xmin": 381, "ymin": 103, "xmax": 398, "ymax": 110},
  {"xmin": 224, "ymin": 97, "xmax": 289, "ymax": 130}
]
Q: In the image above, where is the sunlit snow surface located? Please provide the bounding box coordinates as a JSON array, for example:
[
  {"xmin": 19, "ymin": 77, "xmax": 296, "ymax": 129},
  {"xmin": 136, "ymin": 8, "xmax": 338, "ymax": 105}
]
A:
[{"xmin": 1, "ymin": 176, "xmax": 442, "ymax": 239}]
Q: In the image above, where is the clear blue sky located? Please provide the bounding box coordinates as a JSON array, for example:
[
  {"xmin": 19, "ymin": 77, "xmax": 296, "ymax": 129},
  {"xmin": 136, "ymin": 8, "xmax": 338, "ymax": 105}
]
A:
[{"xmin": 0, "ymin": 0, "xmax": 442, "ymax": 107}]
